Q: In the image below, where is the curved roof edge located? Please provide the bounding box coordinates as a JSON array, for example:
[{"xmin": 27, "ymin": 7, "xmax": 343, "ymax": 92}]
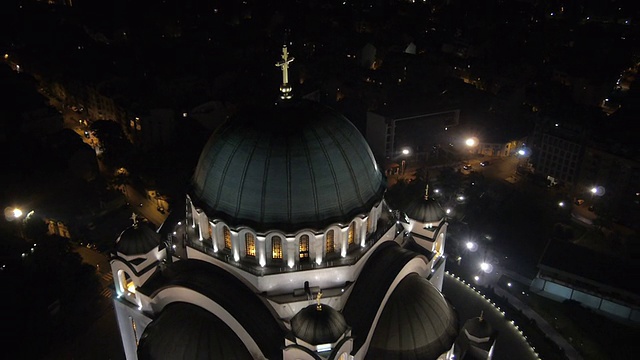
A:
[{"xmin": 138, "ymin": 259, "xmax": 286, "ymax": 360}]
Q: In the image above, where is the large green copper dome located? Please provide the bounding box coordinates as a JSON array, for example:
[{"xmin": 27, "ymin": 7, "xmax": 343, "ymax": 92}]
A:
[{"xmin": 190, "ymin": 99, "xmax": 385, "ymax": 233}]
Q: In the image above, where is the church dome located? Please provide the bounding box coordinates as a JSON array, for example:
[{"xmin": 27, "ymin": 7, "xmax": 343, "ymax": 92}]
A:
[
  {"xmin": 137, "ymin": 302, "xmax": 253, "ymax": 360},
  {"xmin": 404, "ymin": 195, "xmax": 446, "ymax": 224},
  {"xmin": 291, "ymin": 303, "xmax": 349, "ymax": 345},
  {"xmin": 462, "ymin": 315, "xmax": 494, "ymax": 342},
  {"xmin": 368, "ymin": 273, "xmax": 458, "ymax": 359},
  {"xmin": 115, "ymin": 221, "xmax": 161, "ymax": 256},
  {"xmin": 190, "ymin": 99, "xmax": 385, "ymax": 233}
]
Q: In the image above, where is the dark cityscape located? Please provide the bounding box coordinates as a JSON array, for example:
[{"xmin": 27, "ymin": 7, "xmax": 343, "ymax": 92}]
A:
[{"xmin": 1, "ymin": 0, "xmax": 639, "ymax": 359}]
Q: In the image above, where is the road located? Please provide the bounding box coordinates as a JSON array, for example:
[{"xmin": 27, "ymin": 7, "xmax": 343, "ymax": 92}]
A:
[
  {"xmin": 120, "ymin": 184, "xmax": 169, "ymax": 227},
  {"xmin": 45, "ymin": 245, "xmax": 126, "ymax": 360}
]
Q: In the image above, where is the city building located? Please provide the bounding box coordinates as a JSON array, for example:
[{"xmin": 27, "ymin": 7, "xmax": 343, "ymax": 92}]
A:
[
  {"xmin": 366, "ymin": 108, "xmax": 460, "ymax": 162},
  {"xmin": 532, "ymin": 239, "xmax": 640, "ymax": 324},
  {"xmin": 529, "ymin": 120, "xmax": 586, "ymax": 188}
]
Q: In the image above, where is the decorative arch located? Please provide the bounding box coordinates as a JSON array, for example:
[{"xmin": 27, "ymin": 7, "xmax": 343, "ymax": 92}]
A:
[
  {"xmin": 150, "ymin": 287, "xmax": 267, "ymax": 360},
  {"xmin": 117, "ymin": 269, "xmax": 137, "ymax": 304}
]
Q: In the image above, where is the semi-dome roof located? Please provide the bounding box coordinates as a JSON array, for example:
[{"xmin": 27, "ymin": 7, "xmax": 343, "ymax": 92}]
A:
[
  {"xmin": 115, "ymin": 221, "xmax": 161, "ymax": 256},
  {"xmin": 137, "ymin": 302, "xmax": 253, "ymax": 360},
  {"xmin": 291, "ymin": 303, "xmax": 349, "ymax": 345},
  {"xmin": 404, "ymin": 195, "xmax": 446, "ymax": 224},
  {"xmin": 368, "ymin": 273, "xmax": 458, "ymax": 359},
  {"xmin": 190, "ymin": 99, "xmax": 385, "ymax": 233}
]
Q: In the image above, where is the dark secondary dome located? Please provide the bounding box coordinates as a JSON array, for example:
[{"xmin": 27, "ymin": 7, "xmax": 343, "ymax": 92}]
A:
[
  {"xmin": 291, "ymin": 303, "xmax": 349, "ymax": 345},
  {"xmin": 137, "ymin": 302, "xmax": 253, "ymax": 360},
  {"xmin": 191, "ymin": 99, "xmax": 385, "ymax": 233},
  {"xmin": 404, "ymin": 195, "xmax": 446, "ymax": 223},
  {"xmin": 368, "ymin": 273, "xmax": 458, "ymax": 359},
  {"xmin": 115, "ymin": 221, "xmax": 161, "ymax": 256}
]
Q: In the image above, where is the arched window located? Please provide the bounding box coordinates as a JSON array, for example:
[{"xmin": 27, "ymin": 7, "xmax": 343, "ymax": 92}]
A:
[
  {"xmin": 117, "ymin": 270, "xmax": 137, "ymax": 303},
  {"xmin": 348, "ymin": 223, "xmax": 355, "ymax": 246},
  {"xmin": 299, "ymin": 235, "xmax": 309, "ymax": 260},
  {"xmin": 366, "ymin": 216, "xmax": 372, "ymax": 235},
  {"xmin": 326, "ymin": 230, "xmax": 335, "ymax": 254},
  {"xmin": 272, "ymin": 236, "xmax": 283, "ymax": 259},
  {"xmin": 245, "ymin": 233, "xmax": 256, "ymax": 257},
  {"xmin": 223, "ymin": 227, "xmax": 231, "ymax": 249}
]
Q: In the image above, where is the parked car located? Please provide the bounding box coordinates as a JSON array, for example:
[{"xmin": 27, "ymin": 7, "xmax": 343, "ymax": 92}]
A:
[
  {"xmin": 480, "ymin": 160, "xmax": 491, "ymax": 167},
  {"xmin": 463, "ymin": 164, "xmax": 472, "ymax": 170}
]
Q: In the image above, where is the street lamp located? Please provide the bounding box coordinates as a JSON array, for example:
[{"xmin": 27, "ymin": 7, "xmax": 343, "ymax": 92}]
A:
[
  {"xmin": 465, "ymin": 138, "xmax": 477, "ymax": 147},
  {"xmin": 400, "ymin": 147, "xmax": 411, "ymax": 174},
  {"xmin": 12, "ymin": 208, "xmax": 23, "ymax": 219},
  {"xmin": 480, "ymin": 262, "xmax": 493, "ymax": 273},
  {"xmin": 466, "ymin": 241, "xmax": 478, "ymax": 252}
]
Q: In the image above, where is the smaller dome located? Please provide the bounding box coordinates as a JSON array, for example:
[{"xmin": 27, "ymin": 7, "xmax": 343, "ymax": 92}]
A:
[
  {"xmin": 462, "ymin": 315, "xmax": 494, "ymax": 342},
  {"xmin": 369, "ymin": 273, "xmax": 458, "ymax": 359},
  {"xmin": 291, "ymin": 303, "xmax": 348, "ymax": 345},
  {"xmin": 115, "ymin": 221, "xmax": 161, "ymax": 256},
  {"xmin": 404, "ymin": 196, "xmax": 446, "ymax": 223},
  {"xmin": 137, "ymin": 302, "xmax": 252, "ymax": 360}
]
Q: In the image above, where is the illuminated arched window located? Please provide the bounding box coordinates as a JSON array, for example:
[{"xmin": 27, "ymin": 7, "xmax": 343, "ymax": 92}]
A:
[
  {"xmin": 299, "ymin": 235, "xmax": 309, "ymax": 260},
  {"xmin": 117, "ymin": 270, "xmax": 137, "ymax": 303},
  {"xmin": 245, "ymin": 233, "xmax": 256, "ymax": 257},
  {"xmin": 348, "ymin": 223, "xmax": 355, "ymax": 246},
  {"xmin": 272, "ymin": 236, "xmax": 283, "ymax": 259},
  {"xmin": 366, "ymin": 216, "xmax": 372, "ymax": 235},
  {"xmin": 326, "ymin": 230, "xmax": 335, "ymax": 254},
  {"xmin": 223, "ymin": 227, "xmax": 231, "ymax": 249}
]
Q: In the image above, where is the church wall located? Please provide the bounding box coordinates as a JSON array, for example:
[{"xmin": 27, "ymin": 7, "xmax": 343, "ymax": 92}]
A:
[
  {"xmin": 268, "ymin": 292, "xmax": 347, "ymax": 321},
  {"xmin": 282, "ymin": 346, "xmax": 318, "ymax": 360},
  {"xmin": 114, "ymin": 299, "xmax": 153, "ymax": 360},
  {"xmin": 185, "ymin": 224, "xmax": 398, "ymax": 297},
  {"xmin": 110, "ymin": 260, "xmax": 156, "ymax": 305},
  {"xmin": 191, "ymin": 200, "xmax": 387, "ymax": 270}
]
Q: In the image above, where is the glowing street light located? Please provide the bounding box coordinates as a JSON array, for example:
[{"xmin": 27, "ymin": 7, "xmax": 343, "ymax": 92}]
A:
[
  {"xmin": 401, "ymin": 148, "xmax": 410, "ymax": 155},
  {"xmin": 12, "ymin": 208, "xmax": 23, "ymax": 219},
  {"xmin": 465, "ymin": 137, "xmax": 477, "ymax": 147},
  {"xmin": 480, "ymin": 262, "xmax": 493, "ymax": 273},
  {"xmin": 466, "ymin": 241, "xmax": 478, "ymax": 252}
]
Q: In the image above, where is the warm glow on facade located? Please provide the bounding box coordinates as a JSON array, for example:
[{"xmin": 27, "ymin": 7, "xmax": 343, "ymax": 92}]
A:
[
  {"xmin": 272, "ymin": 236, "xmax": 283, "ymax": 259},
  {"xmin": 245, "ymin": 233, "xmax": 256, "ymax": 257}
]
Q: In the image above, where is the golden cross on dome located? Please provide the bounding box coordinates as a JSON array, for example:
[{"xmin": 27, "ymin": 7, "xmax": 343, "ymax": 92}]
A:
[
  {"xmin": 130, "ymin": 212, "xmax": 138, "ymax": 227},
  {"xmin": 276, "ymin": 45, "xmax": 294, "ymax": 100},
  {"xmin": 424, "ymin": 185, "xmax": 429, "ymax": 200},
  {"xmin": 316, "ymin": 291, "xmax": 323, "ymax": 311}
]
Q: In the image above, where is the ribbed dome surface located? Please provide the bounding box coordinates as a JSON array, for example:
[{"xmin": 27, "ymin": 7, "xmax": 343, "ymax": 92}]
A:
[
  {"xmin": 368, "ymin": 273, "xmax": 458, "ymax": 359},
  {"xmin": 291, "ymin": 303, "xmax": 348, "ymax": 345},
  {"xmin": 404, "ymin": 196, "xmax": 445, "ymax": 223},
  {"xmin": 137, "ymin": 302, "xmax": 252, "ymax": 360},
  {"xmin": 115, "ymin": 222, "xmax": 161, "ymax": 256},
  {"xmin": 191, "ymin": 99, "xmax": 385, "ymax": 233}
]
